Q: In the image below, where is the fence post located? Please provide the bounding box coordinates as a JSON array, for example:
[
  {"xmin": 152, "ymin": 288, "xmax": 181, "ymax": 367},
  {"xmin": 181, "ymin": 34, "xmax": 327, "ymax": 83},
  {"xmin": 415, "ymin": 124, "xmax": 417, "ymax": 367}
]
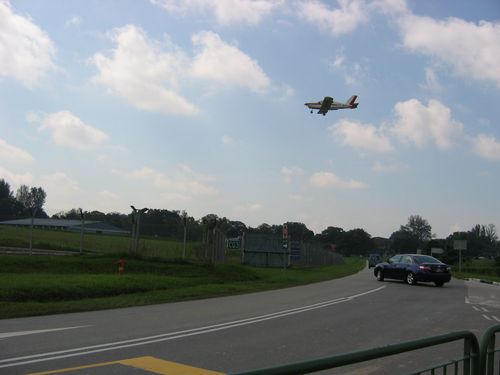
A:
[{"xmin": 480, "ymin": 325, "xmax": 500, "ymax": 375}]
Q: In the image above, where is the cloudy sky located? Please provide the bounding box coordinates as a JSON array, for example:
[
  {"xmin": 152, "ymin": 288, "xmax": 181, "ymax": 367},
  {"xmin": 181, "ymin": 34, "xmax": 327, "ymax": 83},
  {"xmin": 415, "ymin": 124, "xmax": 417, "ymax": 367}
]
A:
[{"xmin": 1, "ymin": 0, "xmax": 499, "ymax": 238}]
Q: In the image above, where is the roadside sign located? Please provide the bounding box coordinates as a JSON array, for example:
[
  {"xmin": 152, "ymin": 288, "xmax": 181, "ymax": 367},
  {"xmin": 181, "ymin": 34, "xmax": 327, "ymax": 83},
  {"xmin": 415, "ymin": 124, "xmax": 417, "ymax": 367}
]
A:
[
  {"xmin": 454, "ymin": 240, "xmax": 467, "ymax": 273},
  {"xmin": 431, "ymin": 248, "xmax": 444, "ymax": 255},
  {"xmin": 454, "ymin": 240, "xmax": 467, "ymax": 251},
  {"xmin": 227, "ymin": 238, "xmax": 241, "ymax": 249}
]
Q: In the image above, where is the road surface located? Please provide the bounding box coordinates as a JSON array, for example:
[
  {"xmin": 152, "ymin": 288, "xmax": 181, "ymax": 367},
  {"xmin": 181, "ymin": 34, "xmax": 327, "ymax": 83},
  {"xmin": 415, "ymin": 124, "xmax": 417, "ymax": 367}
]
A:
[{"xmin": 1, "ymin": 267, "xmax": 499, "ymax": 374}]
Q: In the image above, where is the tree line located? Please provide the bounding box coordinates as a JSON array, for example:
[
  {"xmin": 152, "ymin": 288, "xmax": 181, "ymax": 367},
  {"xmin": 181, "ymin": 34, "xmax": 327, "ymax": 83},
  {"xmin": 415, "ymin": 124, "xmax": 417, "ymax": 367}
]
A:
[
  {"xmin": 1, "ymin": 179, "xmax": 499, "ymax": 260},
  {"xmin": 0, "ymin": 179, "xmax": 48, "ymax": 220}
]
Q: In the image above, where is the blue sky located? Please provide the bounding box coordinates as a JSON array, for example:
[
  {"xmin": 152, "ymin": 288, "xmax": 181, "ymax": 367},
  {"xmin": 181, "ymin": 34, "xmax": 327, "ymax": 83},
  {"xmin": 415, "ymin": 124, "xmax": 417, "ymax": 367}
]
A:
[{"xmin": 1, "ymin": 0, "xmax": 499, "ymax": 238}]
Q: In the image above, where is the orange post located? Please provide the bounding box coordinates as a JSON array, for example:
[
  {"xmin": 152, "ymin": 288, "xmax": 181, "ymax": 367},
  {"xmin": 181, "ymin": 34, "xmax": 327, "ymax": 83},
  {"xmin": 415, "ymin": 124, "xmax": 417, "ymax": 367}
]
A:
[{"xmin": 117, "ymin": 259, "xmax": 126, "ymax": 275}]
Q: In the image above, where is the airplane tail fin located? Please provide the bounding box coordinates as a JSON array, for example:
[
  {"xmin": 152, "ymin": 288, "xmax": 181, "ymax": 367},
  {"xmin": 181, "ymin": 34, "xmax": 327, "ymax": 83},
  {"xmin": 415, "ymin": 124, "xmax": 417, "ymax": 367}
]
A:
[{"xmin": 346, "ymin": 95, "xmax": 358, "ymax": 106}]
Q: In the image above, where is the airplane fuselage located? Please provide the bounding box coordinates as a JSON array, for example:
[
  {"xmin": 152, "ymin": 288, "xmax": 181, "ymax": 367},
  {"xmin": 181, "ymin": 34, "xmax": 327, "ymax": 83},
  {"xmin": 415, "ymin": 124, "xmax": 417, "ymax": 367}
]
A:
[{"xmin": 305, "ymin": 95, "xmax": 358, "ymax": 115}]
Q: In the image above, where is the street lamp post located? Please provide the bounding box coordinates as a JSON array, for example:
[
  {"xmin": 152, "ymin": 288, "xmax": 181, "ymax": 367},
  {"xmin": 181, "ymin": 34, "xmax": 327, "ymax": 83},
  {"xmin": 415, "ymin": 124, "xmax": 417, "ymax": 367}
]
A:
[
  {"xmin": 79, "ymin": 208, "xmax": 84, "ymax": 254},
  {"xmin": 181, "ymin": 211, "xmax": 187, "ymax": 259},
  {"xmin": 130, "ymin": 206, "xmax": 148, "ymax": 254}
]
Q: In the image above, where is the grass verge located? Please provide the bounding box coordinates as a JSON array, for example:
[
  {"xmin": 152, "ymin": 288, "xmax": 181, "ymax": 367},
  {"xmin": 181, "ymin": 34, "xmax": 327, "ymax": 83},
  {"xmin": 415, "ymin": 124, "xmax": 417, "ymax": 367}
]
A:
[
  {"xmin": 0, "ymin": 254, "xmax": 365, "ymax": 319},
  {"xmin": 453, "ymin": 271, "xmax": 500, "ymax": 283}
]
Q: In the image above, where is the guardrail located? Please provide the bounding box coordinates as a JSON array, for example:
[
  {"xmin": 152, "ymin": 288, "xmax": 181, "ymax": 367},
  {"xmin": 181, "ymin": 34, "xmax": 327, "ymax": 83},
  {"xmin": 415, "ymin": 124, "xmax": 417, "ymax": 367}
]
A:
[
  {"xmin": 231, "ymin": 329, "xmax": 485, "ymax": 375},
  {"xmin": 480, "ymin": 325, "xmax": 500, "ymax": 374}
]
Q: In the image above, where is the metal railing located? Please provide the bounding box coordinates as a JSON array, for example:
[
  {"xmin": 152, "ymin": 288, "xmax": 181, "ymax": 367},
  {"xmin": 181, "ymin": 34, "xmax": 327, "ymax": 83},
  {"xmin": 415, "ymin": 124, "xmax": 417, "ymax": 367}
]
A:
[
  {"xmin": 480, "ymin": 325, "xmax": 500, "ymax": 375},
  {"xmin": 231, "ymin": 330, "xmax": 481, "ymax": 375}
]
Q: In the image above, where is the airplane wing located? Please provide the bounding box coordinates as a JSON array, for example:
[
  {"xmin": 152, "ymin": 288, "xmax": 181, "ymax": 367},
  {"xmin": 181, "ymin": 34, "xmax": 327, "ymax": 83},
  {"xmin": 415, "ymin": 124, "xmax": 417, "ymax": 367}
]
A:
[
  {"xmin": 318, "ymin": 96, "xmax": 333, "ymax": 115},
  {"xmin": 305, "ymin": 95, "xmax": 357, "ymax": 115}
]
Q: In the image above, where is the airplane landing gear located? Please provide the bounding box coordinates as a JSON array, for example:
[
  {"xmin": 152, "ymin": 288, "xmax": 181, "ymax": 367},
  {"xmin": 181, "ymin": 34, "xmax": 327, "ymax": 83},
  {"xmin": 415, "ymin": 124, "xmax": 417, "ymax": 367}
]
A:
[{"xmin": 310, "ymin": 110, "xmax": 313, "ymax": 114}]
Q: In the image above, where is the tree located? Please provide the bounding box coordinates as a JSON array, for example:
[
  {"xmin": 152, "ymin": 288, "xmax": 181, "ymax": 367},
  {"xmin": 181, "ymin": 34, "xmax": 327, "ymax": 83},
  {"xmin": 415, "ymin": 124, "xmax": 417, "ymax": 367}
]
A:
[
  {"xmin": 392, "ymin": 215, "xmax": 432, "ymax": 252},
  {"xmin": 0, "ymin": 179, "xmax": 12, "ymax": 199},
  {"xmin": 15, "ymin": 185, "xmax": 47, "ymax": 218},
  {"xmin": 0, "ymin": 179, "xmax": 19, "ymax": 220},
  {"xmin": 317, "ymin": 226, "xmax": 345, "ymax": 245},
  {"xmin": 390, "ymin": 229, "xmax": 419, "ymax": 253},
  {"xmin": 284, "ymin": 222, "xmax": 314, "ymax": 242},
  {"xmin": 341, "ymin": 228, "xmax": 373, "ymax": 256},
  {"xmin": 403, "ymin": 215, "xmax": 432, "ymax": 245},
  {"xmin": 465, "ymin": 224, "xmax": 499, "ymax": 257}
]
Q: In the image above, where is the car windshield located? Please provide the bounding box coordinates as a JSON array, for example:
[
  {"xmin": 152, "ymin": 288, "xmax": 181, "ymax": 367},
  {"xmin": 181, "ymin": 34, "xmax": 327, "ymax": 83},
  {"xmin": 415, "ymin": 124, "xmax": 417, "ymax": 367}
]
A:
[{"xmin": 413, "ymin": 255, "xmax": 441, "ymax": 264}]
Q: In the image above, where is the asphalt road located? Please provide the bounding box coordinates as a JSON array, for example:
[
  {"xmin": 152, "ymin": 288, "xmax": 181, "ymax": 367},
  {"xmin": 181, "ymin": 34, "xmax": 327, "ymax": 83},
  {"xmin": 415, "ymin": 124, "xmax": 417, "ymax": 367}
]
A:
[{"xmin": 2, "ymin": 266, "xmax": 500, "ymax": 375}]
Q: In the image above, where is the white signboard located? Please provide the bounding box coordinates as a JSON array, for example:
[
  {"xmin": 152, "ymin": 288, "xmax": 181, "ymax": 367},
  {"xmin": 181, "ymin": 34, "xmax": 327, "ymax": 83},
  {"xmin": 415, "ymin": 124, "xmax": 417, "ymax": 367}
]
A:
[
  {"xmin": 454, "ymin": 240, "xmax": 467, "ymax": 251},
  {"xmin": 431, "ymin": 248, "xmax": 444, "ymax": 255}
]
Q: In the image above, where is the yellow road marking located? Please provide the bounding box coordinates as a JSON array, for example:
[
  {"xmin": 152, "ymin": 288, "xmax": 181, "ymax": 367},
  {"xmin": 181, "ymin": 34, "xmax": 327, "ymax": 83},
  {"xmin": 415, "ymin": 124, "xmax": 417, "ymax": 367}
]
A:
[{"xmin": 28, "ymin": 356, "xmax": 225, "ymax": 375}]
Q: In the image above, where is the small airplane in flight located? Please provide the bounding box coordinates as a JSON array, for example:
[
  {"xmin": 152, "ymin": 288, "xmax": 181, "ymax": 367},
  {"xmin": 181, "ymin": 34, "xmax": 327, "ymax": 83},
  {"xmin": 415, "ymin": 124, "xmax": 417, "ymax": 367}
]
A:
[{"xmin": 305, "ymin": 95, "xmax": 358, "ymax": 115}]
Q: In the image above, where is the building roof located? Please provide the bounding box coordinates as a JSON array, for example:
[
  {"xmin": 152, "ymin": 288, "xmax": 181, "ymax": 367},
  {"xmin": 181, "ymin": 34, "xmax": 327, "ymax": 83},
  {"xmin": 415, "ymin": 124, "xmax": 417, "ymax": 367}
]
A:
[
  {"xmin": 0, "ymin": 218, "xmax": 128, "ymax": 234},
  {"xmin": 0, "ymin": 218, "xmax": 97, "ymax": 227}
]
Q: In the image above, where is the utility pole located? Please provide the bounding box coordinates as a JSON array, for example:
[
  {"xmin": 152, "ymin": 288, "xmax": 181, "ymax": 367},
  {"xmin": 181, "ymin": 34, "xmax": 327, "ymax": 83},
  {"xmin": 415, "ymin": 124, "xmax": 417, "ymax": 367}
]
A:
[
  {"xmin": 29, "ymin": 207, "xmax": 37, "ymax": 255},
  {"xmin": 130, "ymin": 206, "xmax": 137, "ymax": 254},
  {"xmin": 79, "ymin": 208, "xmax": 84, "ymax": 254},
  {"xmin": 182, "ymin": 211, "xmax": 187, "ymax": 259},
  {"xmin": 131, "ymin": 206, "xmax": 148, "ymax": 254}
]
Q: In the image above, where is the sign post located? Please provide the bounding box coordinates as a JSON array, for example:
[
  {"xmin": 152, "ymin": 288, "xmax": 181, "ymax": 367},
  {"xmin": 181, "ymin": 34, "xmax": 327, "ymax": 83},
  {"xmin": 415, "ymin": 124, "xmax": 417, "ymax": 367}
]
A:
[{"xmin": 454, "ymin": 240, "xmax": 467, "ymax": 272}]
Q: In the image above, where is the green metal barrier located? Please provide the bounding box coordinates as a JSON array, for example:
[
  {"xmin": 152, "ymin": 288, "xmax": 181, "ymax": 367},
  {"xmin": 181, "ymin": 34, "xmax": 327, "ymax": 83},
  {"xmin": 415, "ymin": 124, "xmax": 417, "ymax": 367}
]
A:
[
  {"xmin": 480, "ymin": 325, "xmax": 500, "ymax": 375},
  {"xmin": 231, "ymin": 330, "xmax": 480, "ymax": 375}
]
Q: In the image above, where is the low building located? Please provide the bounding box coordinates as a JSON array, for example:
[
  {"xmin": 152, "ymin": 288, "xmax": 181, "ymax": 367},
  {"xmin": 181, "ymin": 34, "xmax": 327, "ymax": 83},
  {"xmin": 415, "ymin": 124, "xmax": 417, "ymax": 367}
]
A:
[{"xmin": 0, "ymin": 218, "xmax": 128, "ymax": 235}]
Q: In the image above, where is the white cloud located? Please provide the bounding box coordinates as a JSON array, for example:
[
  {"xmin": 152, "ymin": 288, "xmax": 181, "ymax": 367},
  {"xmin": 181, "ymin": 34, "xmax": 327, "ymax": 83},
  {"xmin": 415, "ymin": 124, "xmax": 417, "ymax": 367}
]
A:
[
  {"xmin": 95, "ymin": 190, "xmax": 124, "ymax": 212},
  {"xmin": 391, "ymin": 99, "xmax": 463, "ymax": 150},
  {"xmin": 372, "ymin": 160, "xmax": 407, "ymax": 173},
  {"xmin": 0, "ymin": 138, "xmax": 34, "ymax": 163},
  {"xmin": 310, "ymin": 171, "xmax": 366, "ymax": 189},
  {"xmin": 0, "ymin": 166, "xmax": 33, "ymax": 186},
  {"xmin": 90, "ymin": 26, "xmax": 273, "ymax": 114},
  {"xmin": 296, "ymin": 0, "xmax": 368, "ymax": 36},
  {"xmin": 329, "ymin": 119, "xmax": 393, "ymax": 153},
  {"xmin": 0, "ymin": 1, "xmax": 55, "ymax": 88},
  {"xmin": 221, "ymin": 135, "xmax": 234, "ymax": 145},
  {"xmin": 329, "ymin": 52, "xmax": 368, "ymax": 86},
  {"xmin": 369, "ymin": 0, "xmax": 408, "ymax": 15},
  {"xmin": 421, "ymin": 67, "xmax": 441, "ymax": 92},
  {"xmin": 151, "ymin": 0, "xmax": 283, "ymax": 26},
  {"xmin": 65, "ymin": 16, "xmax": 82, "ymax": 27},
  {"xmin": 90, "ymin": 25, "xmax": 199, "ymax": 116},
  {"xmin": 399, "ymin": 15, "xmax": 500, "ymax": 88},
  {"xmin": 471, "ymin": 134, "xmax": 500, "ymax": 161},
  {"xmin": 236, "ymin": 202, "xmax": 263, "ymax": 212},
  {"xmin": 191, "ymin": 31, "xmax": 271, "ymax": 93},
  {"xmin": 126, "ymin": 165, "xmax": 218, "ymax": 199},
  {"xmin": 330, "ymin": 52, "xmax": 345, "ymax": 69},
  {"xmin": 41, "ymin": 172, "xmax": 80, "ymax": 194},
  {"xmin": 281, "ymin": 166, "xmax": 304, "ymax": 184},
  {"xmin": 29, "ymin": 111, "xmax": 108, "ymax": 150}
]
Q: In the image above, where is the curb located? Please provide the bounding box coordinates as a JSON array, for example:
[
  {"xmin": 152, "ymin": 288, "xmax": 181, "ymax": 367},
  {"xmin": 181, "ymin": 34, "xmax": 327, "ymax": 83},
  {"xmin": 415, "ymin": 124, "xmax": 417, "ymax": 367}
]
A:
[{"xmin": 468, "ymin": 278, "xmax": 500, "ymax": 286}]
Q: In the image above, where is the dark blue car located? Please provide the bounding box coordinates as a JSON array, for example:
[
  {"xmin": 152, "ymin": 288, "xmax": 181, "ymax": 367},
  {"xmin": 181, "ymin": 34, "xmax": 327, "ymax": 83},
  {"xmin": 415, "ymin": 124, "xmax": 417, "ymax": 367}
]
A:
[{"xmin": 374, "ymin": 254, "xmax": 451, "ymax": 287}]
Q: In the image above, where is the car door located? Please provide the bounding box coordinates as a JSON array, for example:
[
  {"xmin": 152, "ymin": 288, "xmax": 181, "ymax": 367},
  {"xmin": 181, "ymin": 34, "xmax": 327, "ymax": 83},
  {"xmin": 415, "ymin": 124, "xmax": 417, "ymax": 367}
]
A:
[
  {"xmin": 398, "ymin": 255, "xmax": 413, "ymax": 280},
  {"xmin": 385, "ymin": 255, "xmax": 402, "ymax": 278}
]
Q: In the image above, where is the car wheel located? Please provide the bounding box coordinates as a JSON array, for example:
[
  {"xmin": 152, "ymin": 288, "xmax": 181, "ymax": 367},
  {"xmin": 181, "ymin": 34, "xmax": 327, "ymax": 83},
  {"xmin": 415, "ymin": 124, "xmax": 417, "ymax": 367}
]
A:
[
  {"xmin": 435, "ymin": 281, "xmax": 444, "ymax": 287},
  {"xmin": 375, "ymin": 269, "xmax": 384, "ymax": 281},
  {"xmin": 406, "ymin": 272, "xmax": 417, "ymax": 285}
]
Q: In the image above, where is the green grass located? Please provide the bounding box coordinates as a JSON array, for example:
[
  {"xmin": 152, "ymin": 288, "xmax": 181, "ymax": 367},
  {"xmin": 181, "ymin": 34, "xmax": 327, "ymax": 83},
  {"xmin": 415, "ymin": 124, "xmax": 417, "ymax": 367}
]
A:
[
  {"xmin": 0, "ymin": 225, "xmax": 201, "ymax": 259},
  {"xmin": 0, "ymin": 254, "xmax": 365, "ymax": 319}
]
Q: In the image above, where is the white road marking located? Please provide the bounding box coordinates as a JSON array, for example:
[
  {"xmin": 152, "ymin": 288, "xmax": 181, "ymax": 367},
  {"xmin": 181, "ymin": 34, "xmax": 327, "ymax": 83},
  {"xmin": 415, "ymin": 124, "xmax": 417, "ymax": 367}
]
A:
[
  {"xmin": 472, "ymin": 306, "xmax": 481, "ymax": 312},
  {"xmin": 0, "ymin": 326, "xmax": 90, "ymax": 339},
  {"xmin": 483, "ymin": 314, "xmax": 492, "ymax": 321},
  {"xmin": 0, "ymin": 286, "xmax": 386, "ymax": 369},
  {"xmin": 493, "ymin": 316, "xmax": 500, "ymax": 322},
  {"xmin": 481, "ymin": 307, "xmax": 490, "ymax": 312}
]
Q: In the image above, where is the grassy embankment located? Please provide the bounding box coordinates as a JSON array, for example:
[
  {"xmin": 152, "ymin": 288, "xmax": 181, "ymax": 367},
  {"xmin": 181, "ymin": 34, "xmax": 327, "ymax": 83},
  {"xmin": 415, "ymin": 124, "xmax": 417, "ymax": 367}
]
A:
[
  {"xmin": 0, "ymin": 255, "xmax": 365, "ymax": 319},
  {"xmin": 0, "ymin": 226, "xmax": 365, "ymax": 319},
  {"xmin": 453, "ymin": 257, "xmax": 500, "ymax": 282},
  {"xmin": 0, "ymin": 225, "xmax": 200, "ymax": 258}
]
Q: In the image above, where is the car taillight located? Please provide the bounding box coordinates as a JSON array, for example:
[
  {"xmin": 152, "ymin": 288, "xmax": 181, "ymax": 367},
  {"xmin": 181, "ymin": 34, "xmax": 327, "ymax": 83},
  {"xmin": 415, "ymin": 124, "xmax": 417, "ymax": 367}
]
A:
[{"xmin": 419, "ymin": 265, "xmax": 431, "ymax": 271}]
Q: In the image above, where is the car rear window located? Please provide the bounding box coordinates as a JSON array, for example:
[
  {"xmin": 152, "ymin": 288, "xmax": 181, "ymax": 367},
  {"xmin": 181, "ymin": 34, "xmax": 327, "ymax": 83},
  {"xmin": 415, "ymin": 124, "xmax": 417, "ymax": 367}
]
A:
[{"xmin": 413, "ymin": 255, "xmax": 440, "ymax": 264}]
